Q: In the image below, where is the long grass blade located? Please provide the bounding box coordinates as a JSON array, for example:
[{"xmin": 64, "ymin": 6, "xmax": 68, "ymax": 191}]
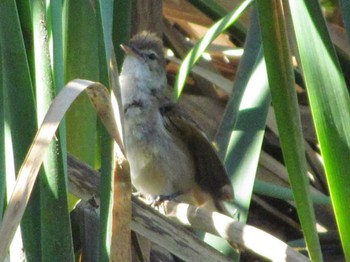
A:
[
  {"xmin": 187, "ymin": 0, "xmax": 247, "ymax": 45},
  {"xmin": 64, "ymin": 0, "xmax": 99, "ymax": 167},
  {"xmin": 32, "ymin": 0, "xmax": 74, "ymax": 260},
  {"xmin": 288, "ymin": 0, "xmax": 350, "ymax": 259},
  {"xmin": 112, "ymin": 0, "xmax": 131, "ymax": 70},
  {"xmin": 210, "ymin": 8, "xmax": 270, "ymax": 259},
  {"xmin": 94, "ymin": 1, "xmax": 116, "ymax": 260},
  {"xmin": 257, "ymin": 1, "xmax": 323, "ymax": 261},
  {"xmin": 0, "ymin": 1, "xmax": 41, "ymax": 260},
  {"xmin": 216, "ymin": 8, "xmax": 269, "ymax": 222},
  {"xmin": 49, "ymin": 0, "xmax": 67, "ymax": 164},
  {"xmin": 254, "ymin": 180, "xmax": 331, "ymax": 205},
  {"xmin": 173, "ymin": 0, "xmax": 254, "ymax": 101}
]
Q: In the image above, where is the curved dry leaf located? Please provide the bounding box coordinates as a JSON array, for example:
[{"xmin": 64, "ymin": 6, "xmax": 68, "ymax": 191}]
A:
[
  {"xmin": 0, "ymin": 79, "xmax": 124, "ymax": 259},
  {"xmin": 86, "ymin": 85, "xmax": 124, "ymax": 154}
]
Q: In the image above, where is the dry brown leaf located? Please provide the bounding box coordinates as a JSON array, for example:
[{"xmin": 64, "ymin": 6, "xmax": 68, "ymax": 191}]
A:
[{"xmin": 0, "ymin": 79, "xmax": 125, "ymax": 259}]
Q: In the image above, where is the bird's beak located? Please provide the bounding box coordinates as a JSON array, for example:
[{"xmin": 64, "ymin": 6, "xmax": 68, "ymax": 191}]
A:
[{"xmin": 120, "ymin": 44, "xmax": 143, "ymax": 59}]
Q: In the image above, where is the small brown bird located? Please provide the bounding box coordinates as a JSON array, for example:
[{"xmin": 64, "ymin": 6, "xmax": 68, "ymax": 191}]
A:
[{"xmin": 120, "ymin": 31, "xmax": 233, "ymax": 213}]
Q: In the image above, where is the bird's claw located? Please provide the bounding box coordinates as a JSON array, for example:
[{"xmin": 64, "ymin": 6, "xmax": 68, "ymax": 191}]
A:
[{"xmin": 152, "ymin": 191, "xmax": 183, "ymax": 207}]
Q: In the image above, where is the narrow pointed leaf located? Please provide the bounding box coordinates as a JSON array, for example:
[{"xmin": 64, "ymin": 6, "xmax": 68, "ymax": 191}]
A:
[
  {"xmin": 32, "ymin": 0, "xmax": 74, "ymax": 260},
  {"xmin": 288, "ymin": 0, "xmax": 350, "ymax": 259},
  {"xmin": 64, "ymin": 0, "xmax": 99, "ymax": 166},
  {"xmin": 95, "ymin": 1, "xmax": 115, "ymax": 260},
  {"xmin": 0, "ymin": 1, "xmax": 41, "ymax": 260},
  {"xmin": 257, "ymin": 0, "xmax": 323, "ymax": 260},
  {"xmin": 187, "ymin": 0, "xmax": 247, "ymax": 44},
  {"xmin": 173, "ymin": 0, "xmax": 254, "ymax": 101},
  {"xmin": 212, "ymin": 8, "xmax": 270, "ymax": 259}
]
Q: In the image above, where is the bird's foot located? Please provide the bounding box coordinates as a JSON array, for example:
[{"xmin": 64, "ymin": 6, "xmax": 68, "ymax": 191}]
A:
[{"xmin": 152, "ymin": 191, "xmax": 183, "ymax": 207}]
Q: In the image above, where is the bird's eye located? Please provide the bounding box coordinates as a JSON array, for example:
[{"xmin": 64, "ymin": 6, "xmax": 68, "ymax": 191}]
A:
[{"xmin": 147, "ymin": 52, "xmax": 157, "ymax": 60}]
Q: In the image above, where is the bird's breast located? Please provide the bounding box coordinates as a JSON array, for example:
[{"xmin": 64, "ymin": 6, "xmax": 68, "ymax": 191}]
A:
[{"xmin": 124, "ymin": 110, "xmax": 196, "ymax": 197}]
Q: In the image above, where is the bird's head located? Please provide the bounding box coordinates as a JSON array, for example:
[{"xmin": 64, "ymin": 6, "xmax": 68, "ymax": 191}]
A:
[{"xmin": 120, "ymin": 31, "xmax": 167, "ymax": 102}]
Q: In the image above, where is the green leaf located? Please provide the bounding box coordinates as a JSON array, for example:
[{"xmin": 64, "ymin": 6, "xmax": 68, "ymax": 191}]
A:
[
  {"xmin": 32, "ymin": 0, "xmax": 74, "ymax": 260},
  {"xmin": 257, "ymin": 0, "xmax": 323, "ymax": 261},
  {"xmin": 173, "ymin": 0, "xmax": 254, "ymax": 101},
  {"xmin": 64, "ymin": 0, "xmax": 99, "ymax": 167},
  {"xmin": 112, "ymin": 0, "xmax": 131, "ymax": 70},
  {"xmin": 254, "ymin": 180, "xmax": 331, "ymax": 205},
  {"xmin": 212, "ymin": 8, "xmax": 270, "ymax": 259},
  {"xmin": 288, "ymin": 0, "xmax": 350, "ymax": 259},
  {"xmin": 95, "ymin": 0, "xmax": 116, "ymax": 260},
  {"xmin": 0, "ymin": 1, "xmax": 41, "ymax": 260},
  {"xmin": 216, "ymin": 6, "xmax": 269, "ymax": 223},
  {"xmin": 187, "ymin": 0, "xmax": 247, "ymax": 45}
]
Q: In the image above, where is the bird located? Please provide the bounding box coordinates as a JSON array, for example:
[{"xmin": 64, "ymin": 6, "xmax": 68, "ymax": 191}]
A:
[{"xmin": 119, "ymin": 31, "xmax": 234, "ymax": 213}]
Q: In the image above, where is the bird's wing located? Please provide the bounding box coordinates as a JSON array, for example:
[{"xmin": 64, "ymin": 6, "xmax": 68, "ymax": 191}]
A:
[{"xmin": 160, "ymin": 102, "xmax": 234, "ymax": 202}]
